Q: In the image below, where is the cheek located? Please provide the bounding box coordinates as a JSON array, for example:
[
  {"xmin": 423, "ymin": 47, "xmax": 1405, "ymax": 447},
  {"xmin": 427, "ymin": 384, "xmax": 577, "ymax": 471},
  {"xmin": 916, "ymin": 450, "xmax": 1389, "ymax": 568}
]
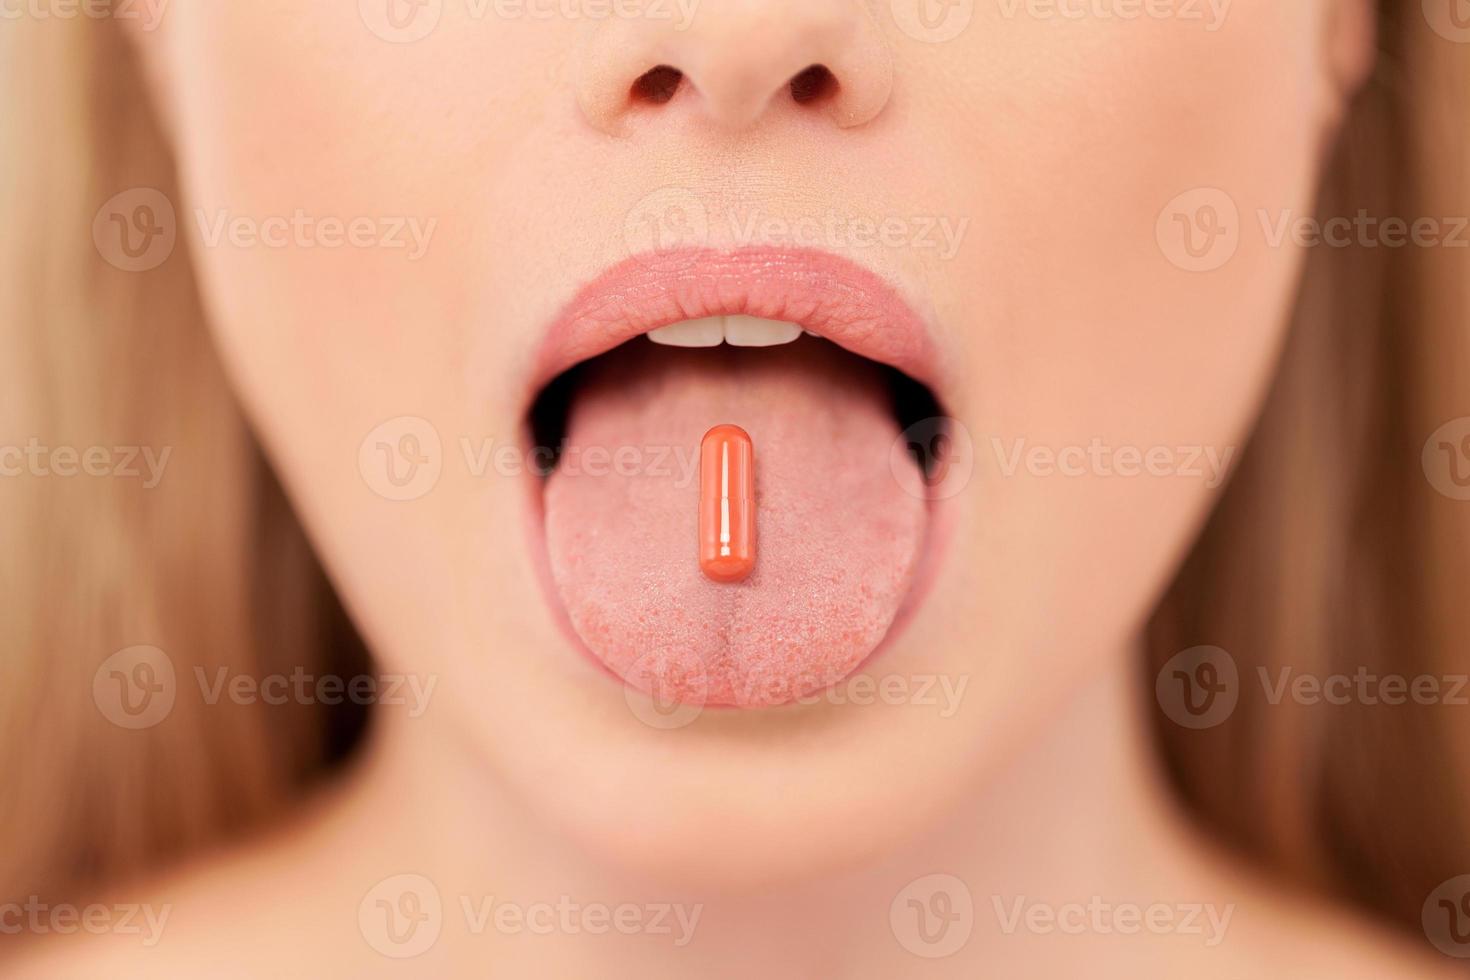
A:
[
  {"xmin": 160, "ymin": 3, "xmax": 560, "ymax": 413},
  {"xmin": 936, "ymin": 1, "xmax": 1325, "ymax": 613},
  {"xmin": 151, "ymin": 6, "xmax": 584, "ymax": 674}
]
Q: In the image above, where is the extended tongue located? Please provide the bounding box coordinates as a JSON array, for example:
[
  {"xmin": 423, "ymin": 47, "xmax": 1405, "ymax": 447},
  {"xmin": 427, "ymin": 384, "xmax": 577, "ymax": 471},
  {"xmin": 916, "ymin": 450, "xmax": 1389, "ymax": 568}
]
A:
[{"xmin": 542, "ymin": 337, "xmax": 927, "ymax": 707}]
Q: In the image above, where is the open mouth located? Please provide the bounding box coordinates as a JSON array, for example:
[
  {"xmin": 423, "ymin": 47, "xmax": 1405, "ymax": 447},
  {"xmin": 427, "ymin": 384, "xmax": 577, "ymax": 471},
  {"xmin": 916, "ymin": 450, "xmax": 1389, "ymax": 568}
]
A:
[{"xmin": 523, "ymin": 247, "xmax": 950, "ymax": 708}]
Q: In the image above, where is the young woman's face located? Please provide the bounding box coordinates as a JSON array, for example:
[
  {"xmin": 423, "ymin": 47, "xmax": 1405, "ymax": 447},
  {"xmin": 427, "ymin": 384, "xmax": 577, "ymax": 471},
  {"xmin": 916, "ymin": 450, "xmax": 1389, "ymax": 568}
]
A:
[{"xmin": 139, "ymin": 1, "xmax": 1356, "ymax": 882}]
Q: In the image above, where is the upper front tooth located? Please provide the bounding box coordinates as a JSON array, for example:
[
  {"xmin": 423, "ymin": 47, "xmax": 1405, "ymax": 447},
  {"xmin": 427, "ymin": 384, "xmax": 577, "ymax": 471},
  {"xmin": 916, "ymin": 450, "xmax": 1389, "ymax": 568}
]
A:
[
  {"xmin": 646, "ymin": 316, "xmax": 805, "ymax": 348},
  {"xmin": 648, "ymin": 317, "xmax": 725, "ymax": 347},
  {"xmin": 723, "ymin": 316, "xmax": 803, "ymax": 347}
]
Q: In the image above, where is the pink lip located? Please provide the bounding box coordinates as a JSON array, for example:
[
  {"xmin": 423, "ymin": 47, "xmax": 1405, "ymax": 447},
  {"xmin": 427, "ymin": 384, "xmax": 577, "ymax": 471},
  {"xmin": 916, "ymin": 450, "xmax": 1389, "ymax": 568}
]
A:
[{"xmin": 528, "ymin": 246, "xmax": 945, "ymax": 403}]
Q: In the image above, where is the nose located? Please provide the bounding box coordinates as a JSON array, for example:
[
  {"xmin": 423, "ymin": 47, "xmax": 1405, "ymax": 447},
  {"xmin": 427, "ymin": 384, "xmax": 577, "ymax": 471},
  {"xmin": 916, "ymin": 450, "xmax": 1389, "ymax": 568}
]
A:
[{"xmin": 575, "ymin": 0, "xmax": 893, "ymax": 133}]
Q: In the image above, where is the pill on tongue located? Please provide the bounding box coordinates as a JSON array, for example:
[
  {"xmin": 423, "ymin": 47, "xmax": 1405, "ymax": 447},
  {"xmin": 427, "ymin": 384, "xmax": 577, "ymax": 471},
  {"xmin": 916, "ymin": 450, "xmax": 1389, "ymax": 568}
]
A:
[
  {"xmin": 699, "ymin": 424, "xmax": 755, "ymax": 583},
  {"xmin": 543, "ymin": 339, "xmax": 928, "ymax": 706}
]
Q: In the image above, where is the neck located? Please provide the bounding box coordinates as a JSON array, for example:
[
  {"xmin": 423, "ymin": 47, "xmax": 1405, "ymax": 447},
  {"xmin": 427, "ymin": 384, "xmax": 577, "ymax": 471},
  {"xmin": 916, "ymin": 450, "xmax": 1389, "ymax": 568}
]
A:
[{"xmin": 341, "ymin": 651, "xmax": 1224, "ymax": 977}]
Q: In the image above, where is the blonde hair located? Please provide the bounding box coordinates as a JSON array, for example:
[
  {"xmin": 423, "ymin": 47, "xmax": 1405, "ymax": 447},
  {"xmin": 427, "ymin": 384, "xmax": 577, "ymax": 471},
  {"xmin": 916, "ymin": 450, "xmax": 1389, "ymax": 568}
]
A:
[
  {"xmin": 0, "ymin": 19, "xmax": 365, "ymax": 902},
  {"xmin": 0, "ymin": 0, "xmax": 1465, "ymax": 946},
  {"xmin": 1148, "ymin": 1, "xmax": 1470, "ymax": 933}
]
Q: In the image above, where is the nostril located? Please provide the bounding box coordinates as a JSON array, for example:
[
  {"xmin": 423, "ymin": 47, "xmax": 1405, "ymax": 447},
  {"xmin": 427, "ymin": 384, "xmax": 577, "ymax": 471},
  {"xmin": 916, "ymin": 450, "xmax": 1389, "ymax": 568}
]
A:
[
  {"xmin": 630, "ymin": 65, "xmax": 683, "ymax": 105},
  {"xmin": 789, "ymin": 65, "xmax": 837, "ymax": 105}
]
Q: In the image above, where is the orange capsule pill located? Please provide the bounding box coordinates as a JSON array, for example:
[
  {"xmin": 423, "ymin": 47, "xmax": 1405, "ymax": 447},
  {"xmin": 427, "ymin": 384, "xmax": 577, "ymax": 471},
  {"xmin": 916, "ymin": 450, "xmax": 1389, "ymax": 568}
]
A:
[{"xmin": 699, "ymin": 424, "xmax": 755, "ymax": 583}]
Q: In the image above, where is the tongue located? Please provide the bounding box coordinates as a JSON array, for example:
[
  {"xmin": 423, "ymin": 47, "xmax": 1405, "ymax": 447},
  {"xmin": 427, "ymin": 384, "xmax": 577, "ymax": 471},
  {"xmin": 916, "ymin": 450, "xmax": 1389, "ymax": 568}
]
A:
[{"xmin": 542, "ymin": 336, "xmax": 927, "ymax": 707}]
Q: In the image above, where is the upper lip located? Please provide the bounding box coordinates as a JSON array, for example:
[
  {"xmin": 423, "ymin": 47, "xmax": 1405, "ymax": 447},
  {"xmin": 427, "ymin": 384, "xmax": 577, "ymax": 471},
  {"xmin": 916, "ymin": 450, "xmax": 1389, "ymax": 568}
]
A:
[{"xmin": 528, "ymin": 245, "xmax": 944, "ymax": 403}]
